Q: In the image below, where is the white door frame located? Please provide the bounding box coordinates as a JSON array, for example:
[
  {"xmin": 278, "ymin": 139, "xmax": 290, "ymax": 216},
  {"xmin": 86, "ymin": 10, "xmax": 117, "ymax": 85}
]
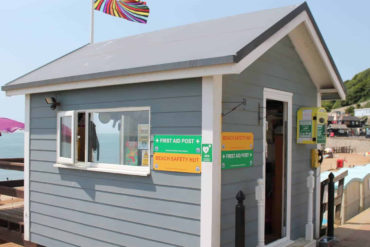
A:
[{"xmin": 262, "ymin": 88, "xmax": 293, "ymax": 247}]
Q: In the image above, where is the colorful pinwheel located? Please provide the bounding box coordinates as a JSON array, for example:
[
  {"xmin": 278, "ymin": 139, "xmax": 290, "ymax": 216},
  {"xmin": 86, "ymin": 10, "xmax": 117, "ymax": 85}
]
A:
[{"xmin": 94, "ymin": 0, "xmax": 150, "ymax": 24}]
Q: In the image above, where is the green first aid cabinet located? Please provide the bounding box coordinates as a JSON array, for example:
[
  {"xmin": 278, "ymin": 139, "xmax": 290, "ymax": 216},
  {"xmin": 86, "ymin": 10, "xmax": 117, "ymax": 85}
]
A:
[{"xmin": 297, "ymin": 107, "xmax": 328, "ymax": 144}]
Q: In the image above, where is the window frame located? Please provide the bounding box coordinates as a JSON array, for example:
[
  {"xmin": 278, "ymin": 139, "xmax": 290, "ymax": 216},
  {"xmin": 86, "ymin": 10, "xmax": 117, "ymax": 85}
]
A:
[
  {"xmin": 55, "ymin": 106, "xmax": 151, "ymax": 176},
  {"xmin": 56, "ymin": 111, "xmax": 76, "ymax": 165}
]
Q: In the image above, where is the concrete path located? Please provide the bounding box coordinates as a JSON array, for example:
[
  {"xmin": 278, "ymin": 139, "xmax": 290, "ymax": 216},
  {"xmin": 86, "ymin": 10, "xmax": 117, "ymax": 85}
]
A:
[{"xmin": 334, "ymin": 208, "xmax": 370, "ymax": 247}]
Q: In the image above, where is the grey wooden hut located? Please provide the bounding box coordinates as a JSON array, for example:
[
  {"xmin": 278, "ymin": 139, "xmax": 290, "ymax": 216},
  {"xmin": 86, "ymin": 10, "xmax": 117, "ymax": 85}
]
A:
[{"xmin": 2, "ymin": 2, "xmax": 345, "ymax": 247}]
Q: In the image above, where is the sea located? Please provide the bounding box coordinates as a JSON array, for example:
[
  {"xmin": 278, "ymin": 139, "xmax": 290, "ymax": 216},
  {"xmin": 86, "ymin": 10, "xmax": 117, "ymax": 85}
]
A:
[{"xmin": 0, "ymin": 132, "xmax": 24, "ymax": 181}]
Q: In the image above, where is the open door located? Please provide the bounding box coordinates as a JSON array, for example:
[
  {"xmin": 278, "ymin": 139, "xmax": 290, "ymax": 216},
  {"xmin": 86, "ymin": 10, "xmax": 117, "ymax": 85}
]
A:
[{"xmin": 263, "ymin": 88, "xmax": 292, "ymax": 246}]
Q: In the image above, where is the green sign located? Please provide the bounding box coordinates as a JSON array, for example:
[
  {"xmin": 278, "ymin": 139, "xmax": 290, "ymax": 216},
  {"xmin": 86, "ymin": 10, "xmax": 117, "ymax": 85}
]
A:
[
  {"xmin": 154, "ymin": 135, "xmax": 201, "ymax": 154},
  {"xmin": 221, "ymin": 150, "xmax": 253, "ymax": 169},
  {"xmin": 201, "ymin": 144, "xmax": 213, "ymax": 162},
  {"xmin": 317, "ymin": 124, "xmax": 326, "ymax": 144},
  {"xmin": 299, "ymin": 120, "xmax": 312, "ymax": 138}
]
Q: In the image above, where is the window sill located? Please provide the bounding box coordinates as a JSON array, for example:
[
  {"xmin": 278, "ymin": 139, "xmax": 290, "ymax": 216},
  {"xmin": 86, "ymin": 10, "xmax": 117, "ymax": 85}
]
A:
[{"xmin": 53, "ymin": 163, "xmax": 150, "ymax": 176}]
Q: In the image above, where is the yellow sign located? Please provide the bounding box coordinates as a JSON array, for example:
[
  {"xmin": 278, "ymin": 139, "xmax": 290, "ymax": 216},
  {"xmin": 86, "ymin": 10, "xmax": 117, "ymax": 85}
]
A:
[
  {"xmin": 141, "ymin": 150, "xmax": 149, "ymax": 166},
  {"xmin": 153, "ymin": 153, "xmax": 201, "ymax": 173},
  {"xmin": 221, "ymin": 132, "xmax": 254, "ymax": 151},
  {"xmin": 297, "ymin": 107, "xmax": 327, "ymax": 144}
]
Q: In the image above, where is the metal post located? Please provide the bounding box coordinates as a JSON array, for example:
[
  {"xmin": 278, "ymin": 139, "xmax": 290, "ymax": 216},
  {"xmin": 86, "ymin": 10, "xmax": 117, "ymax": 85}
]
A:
[
  {"xmin": 360, "ymin": 182, "xmax": 364, "ymax": 212},
  {"xmin": 255, "ymin": 179, "xmax": 265, "ymax": 247},
  {"xmin": 235, "ymin": 191, "xmax": 245, "ymax": 247},
  {"xmin": 315, "ymin": 166, "xmax": 321, "ymax": 239},
  {"xmin": 327, "ymin": 173, "xmax": 335, "ymax": 238},
  {"xmin": 305, "ymin": 171, "xmax": 315, "ymax": 241},
  {"xmin": 90, "ymin": 0, "xmax": 95, "ymax": 44}
]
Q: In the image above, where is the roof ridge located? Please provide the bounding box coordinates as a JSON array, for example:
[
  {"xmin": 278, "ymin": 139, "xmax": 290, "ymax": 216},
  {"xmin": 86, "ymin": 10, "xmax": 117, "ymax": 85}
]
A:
[{"xmin": 89, "ymin": 4, "xmax": 299, "ymax": 46}]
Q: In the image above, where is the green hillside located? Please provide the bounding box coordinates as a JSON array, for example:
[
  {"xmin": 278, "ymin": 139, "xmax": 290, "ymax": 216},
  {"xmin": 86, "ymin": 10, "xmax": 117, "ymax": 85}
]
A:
[{"xmin": 322, "ymin": 68, "xmax": 370, "ymax": 112}]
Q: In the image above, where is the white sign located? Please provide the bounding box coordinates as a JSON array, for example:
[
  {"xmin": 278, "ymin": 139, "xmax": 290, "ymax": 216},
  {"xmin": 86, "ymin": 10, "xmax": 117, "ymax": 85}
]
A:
[
  {"xmin": 138, "ymin": 124, "xmax": 149, "ymax": 149},
  {"xmin": 302, "ymin": 109, "xmax": 312, "ymax": 120},
  {"xmin": 355, "ymin": 108, "xmax": 370, "ymax": 117}
]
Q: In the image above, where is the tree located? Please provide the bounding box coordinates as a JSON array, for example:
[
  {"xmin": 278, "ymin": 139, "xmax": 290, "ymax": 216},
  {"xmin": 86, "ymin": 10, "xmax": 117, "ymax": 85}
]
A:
[
  {"xmin": 343, "ymin": 68, "xmax": 370, "ymax": 105},
  {"xmin": 332, "ymin": 100, "xmax": 343, "ymax": 109},
  {"xmin": 321, "ymin": 68, "xmax": 369, "ymax": 111},
  {"xmin": 327, "ymin": 68, "xmax": 370, "ymax": 110},
  {"xmin": 345, "ymin": 106, "xmax": 355, "ymax": 115},
  {"xmin": 322, "ymin": 100, "xmax": 335, "ymax": 112}
]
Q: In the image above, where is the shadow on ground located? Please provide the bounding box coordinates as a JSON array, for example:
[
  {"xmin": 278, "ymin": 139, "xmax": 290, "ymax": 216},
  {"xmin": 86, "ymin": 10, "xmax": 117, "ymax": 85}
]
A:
[{"xmin": 333, "ymin": 208, "xmax": 370, "ymax": 247}]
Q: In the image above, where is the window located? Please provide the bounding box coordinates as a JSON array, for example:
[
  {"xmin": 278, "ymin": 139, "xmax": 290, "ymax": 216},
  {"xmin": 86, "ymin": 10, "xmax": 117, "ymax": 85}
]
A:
[
  {"xmin": 57, "ymin": 111, "xmax": 75, "ymax": 164},
  {"xmin": 56, "ymin": 107, "xmax": 151, "ymax": 175}
]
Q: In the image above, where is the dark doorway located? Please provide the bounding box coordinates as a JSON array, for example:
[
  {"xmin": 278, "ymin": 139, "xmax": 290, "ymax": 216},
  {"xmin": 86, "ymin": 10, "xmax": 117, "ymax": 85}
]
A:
[{"xmin": 265, "ymin": 99, "xmax": 287, "ymax": 244}]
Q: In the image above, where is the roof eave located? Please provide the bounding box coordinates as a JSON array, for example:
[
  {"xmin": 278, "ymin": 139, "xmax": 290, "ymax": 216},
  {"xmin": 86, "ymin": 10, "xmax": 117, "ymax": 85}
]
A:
[{"xmin": 2, "ymin": 55, "xmax": 236, "ymax": 92}]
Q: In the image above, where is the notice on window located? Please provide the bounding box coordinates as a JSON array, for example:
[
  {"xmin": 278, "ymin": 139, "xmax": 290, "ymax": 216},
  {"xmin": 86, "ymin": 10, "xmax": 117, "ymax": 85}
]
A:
[
  {"xmin": 153, "ymin": 135, "xmax": 202, "ymax": 173},
  {"xmin": 141, "ymin": 150, "xmax": 149, "ymax": 166},
  {"xmin": 138, "ymin": 124, "xmax": 149, "ymax": 150},
  {"xmin": 125, "ymin": 141, "xmax": 138, "ymax": 166},
  {"xmin": 221, "ymin": 132, "xmax": 254, "ymax": 169}
]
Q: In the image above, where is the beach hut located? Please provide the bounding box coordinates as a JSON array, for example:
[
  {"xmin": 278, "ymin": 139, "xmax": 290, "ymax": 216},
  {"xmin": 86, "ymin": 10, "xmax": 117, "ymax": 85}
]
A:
[{"xmin": 2, "ymin": 3, "xmax": 346, "ymax": 247}]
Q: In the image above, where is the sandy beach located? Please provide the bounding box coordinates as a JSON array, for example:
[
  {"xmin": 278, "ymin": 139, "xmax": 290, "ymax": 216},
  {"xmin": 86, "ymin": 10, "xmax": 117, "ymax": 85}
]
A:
[{"xmin": 321, "ymin": 153, "xmax": 370, "ymax": 172}]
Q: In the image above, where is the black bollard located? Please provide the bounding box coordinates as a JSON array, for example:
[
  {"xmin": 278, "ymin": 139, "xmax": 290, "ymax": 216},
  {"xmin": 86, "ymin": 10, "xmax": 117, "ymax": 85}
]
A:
[
  {"xmin": 235, "ymin": 190, "xmax": 245, "ymax": 247},
  {"xmin": 327, "ymin": 173, "xmax": 335, "ymax": 238}
]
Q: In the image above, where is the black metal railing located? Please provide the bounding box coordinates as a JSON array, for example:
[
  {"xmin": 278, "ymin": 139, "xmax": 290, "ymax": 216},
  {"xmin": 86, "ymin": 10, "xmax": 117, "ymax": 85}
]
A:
[
  {"xmin": 320, "ymin": 171, "xmax": 348, "ymax": 237},
  {"xmin": 235, "ymin": 190, "xmax": 245, "ymax": 247}
]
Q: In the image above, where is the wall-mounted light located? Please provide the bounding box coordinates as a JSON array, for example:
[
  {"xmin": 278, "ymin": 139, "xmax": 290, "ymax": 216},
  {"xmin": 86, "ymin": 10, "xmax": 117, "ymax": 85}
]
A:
[{"xmin": 44, "ymin": 97, "xmax": 60, "ymax": 110}]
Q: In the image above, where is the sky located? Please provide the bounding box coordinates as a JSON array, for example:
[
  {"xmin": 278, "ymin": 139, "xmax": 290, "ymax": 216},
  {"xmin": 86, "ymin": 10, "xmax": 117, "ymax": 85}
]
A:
[{"xmin": 0, "ymin": 0, "xmax": 369, "ymax": 122}]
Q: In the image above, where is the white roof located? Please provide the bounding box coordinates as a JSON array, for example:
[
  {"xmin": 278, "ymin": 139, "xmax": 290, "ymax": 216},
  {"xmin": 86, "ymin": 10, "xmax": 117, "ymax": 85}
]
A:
[{"xmin": 2, "ymin": 3, "xmax": 345, "ymax": 99}]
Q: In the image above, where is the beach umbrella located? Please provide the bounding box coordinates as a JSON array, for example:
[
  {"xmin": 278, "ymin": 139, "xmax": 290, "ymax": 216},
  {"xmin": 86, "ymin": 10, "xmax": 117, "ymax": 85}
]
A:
[{"xmin": 0, "ymin": 118, "xmax": 24, "ymax": 136}]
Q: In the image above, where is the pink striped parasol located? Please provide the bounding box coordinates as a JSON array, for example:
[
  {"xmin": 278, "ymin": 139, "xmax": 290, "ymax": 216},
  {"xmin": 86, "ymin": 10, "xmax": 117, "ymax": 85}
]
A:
[{"xmin": 0, "ymin": 118, "xmax": 24, "ymax": 136}]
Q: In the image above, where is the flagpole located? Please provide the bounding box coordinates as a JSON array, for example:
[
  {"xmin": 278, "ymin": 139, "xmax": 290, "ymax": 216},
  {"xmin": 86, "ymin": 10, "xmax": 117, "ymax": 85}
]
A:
[{"xmin": 90, "ymin": 0, "xmax": 94, "ymax": 44}]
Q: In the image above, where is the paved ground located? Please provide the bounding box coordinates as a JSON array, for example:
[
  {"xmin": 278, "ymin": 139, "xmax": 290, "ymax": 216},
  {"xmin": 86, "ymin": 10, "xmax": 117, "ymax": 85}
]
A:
[
  {"xmin": 333, "ymin": 208, "xmax": 370, "ymax": 247},
  {"xmin": 0, "ymin": 243, "xmax": 22, "ymax": 247}
]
